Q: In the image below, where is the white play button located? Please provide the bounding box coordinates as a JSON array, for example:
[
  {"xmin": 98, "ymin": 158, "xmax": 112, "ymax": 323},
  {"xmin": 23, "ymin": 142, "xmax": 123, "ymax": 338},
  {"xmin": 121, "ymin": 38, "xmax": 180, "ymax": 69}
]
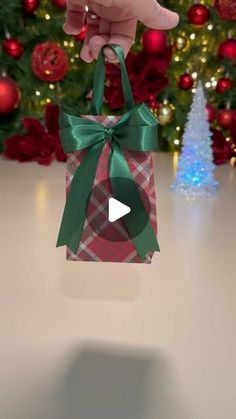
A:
[{"xmin": 108, "ymin": 197, "xmax": 131, "ymax": 223}]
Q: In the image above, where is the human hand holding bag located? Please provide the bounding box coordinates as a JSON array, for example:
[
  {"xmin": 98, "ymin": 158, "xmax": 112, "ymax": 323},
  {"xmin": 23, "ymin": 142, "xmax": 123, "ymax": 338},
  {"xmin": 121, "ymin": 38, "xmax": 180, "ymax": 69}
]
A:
[{"xmin": 64, "ymin": 0, "xmax": 179, "ymax": 62}]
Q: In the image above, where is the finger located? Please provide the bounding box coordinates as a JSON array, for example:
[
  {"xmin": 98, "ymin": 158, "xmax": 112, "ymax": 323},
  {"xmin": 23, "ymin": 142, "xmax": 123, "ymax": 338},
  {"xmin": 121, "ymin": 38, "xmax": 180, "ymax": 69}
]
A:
[
  {"xmin": 80, "ymin": 19, "xmax": 101, "ymax": 62},
  {"xmin": 90, "ymin": 0, "xmax": 113, "ymax": 5},
  {"xmin": 88, "ymin": 34, "xmax": 110, "ymax": 61},
  {"xmin": 104, "ymin": 19, "xmax": 136, "ymax": 62},
  {"xmin": 137, "ymin": 0, "xmax": 179, "ymax": 30},
  {"xmin": 81, "ymin": 16, "xmax": 111, "ymax": 62},
  {"xmin": 63, "ymin": 0, "xmax": 86, "ymax": 35},
  {"xmin": 103, "ymin": 35, "xmax": 133, "ymax": 63},
  {"xmin": 87, "ymin": 18, "xmax": 111, "ymax": 61}
]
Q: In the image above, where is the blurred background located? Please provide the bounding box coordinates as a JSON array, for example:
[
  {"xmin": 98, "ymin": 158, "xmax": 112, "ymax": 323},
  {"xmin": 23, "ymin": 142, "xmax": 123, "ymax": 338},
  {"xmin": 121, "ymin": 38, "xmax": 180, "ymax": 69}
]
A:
[
  {"xmin": 1, "ymin": 3, "xmax": 236, "ymax": 419},
  {"xmin": 0, "ymin": 0, "xmax": 236, "ymax": 164}
]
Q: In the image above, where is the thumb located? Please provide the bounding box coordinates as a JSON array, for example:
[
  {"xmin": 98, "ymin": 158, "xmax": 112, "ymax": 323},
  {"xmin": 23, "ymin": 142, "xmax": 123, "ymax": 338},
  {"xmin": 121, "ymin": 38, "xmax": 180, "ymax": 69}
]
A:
[{"xmin": 138, "ymin": 0, "xmax": 179, "ymax": 30}]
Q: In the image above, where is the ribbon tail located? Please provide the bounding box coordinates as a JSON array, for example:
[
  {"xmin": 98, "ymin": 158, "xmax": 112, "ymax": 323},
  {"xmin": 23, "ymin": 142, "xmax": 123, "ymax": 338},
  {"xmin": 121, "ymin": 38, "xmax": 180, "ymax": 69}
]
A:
[
  {"xmin": 110, "ymin": 144, "xmax": 160, "ymax": 261},
  {"xmin": 56, "ymin": 142, "xmax": 104, "ymax": 254},
  {"xmin": 132, "ymin": 223, "xmax": 160, "ymax": 260}
]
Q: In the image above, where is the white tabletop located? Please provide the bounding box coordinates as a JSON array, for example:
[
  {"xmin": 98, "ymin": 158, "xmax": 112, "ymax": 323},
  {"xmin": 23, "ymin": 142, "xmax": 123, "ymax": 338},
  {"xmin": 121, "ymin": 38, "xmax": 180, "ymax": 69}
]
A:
[{"xmin": 0, "ymin": 153, "xmax": 236, "ymax": 419}]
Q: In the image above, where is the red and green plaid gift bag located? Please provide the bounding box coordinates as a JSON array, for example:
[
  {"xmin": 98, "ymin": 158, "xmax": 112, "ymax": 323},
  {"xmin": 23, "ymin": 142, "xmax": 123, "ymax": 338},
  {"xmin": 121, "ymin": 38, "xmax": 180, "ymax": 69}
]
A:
[{"xmin": 57, "ymin": 45, "xmax": 160, "ymax": 263}]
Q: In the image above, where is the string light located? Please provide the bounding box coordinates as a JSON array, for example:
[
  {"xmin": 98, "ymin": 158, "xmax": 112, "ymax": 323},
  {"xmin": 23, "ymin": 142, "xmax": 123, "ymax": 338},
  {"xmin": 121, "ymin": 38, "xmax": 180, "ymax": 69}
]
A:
[
  {"xmin": 207, "ymin": 24, "xmax": 213, "ymax": 31},
  {"xmin": 205, "ymin": 82, "xmax": 211, "ymax": 88},
  {"xmin": 35, "ymin": 91, "xmax": 41, "ymax": 96},
  {"xmin": 46, "ymin": 98, "xmax": 51, "ymax": 103},
  {"xmin": 192, "ymin": 72, "xmax": 198, "ymax": 79},
  {"xmin": 45, "ymin": 14, "xmax": 51, "ymax": 20},
  {"xmin": 190, "ymin": 33, "xmax": 196, "ymax": 40},
  {"xmin": 174, "ymin": 139, "xmax": 180, "ymax": 145},
  {"xmin": 176, "ymin": 126, "xmax": 181, "ymax": 132},
  {"xmin": 49, "ymin": 84, "xmax": 54, "ymax": 90},
  {"xmin": 175, "ymin": 56, "xmax": 180, "ymax": 62}
]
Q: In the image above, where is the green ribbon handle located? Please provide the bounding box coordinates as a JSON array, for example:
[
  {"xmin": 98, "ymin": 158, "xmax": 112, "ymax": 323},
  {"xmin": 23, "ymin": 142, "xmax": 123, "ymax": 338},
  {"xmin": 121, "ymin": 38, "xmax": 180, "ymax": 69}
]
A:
[
  {"xmin": 57, "ymin": 44, "xmax": 160, "ymax": 260},
  {"xmin": 90, "ymin": 44, "xmax": 135, "ymax": 115}
]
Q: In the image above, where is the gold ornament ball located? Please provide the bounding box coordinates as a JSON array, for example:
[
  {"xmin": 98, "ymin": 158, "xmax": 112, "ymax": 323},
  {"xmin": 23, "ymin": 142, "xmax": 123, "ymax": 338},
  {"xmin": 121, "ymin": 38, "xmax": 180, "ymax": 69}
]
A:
[
  {"xmin": 151, "ymin": 106, "xmax": 159, "ymax": 117},
  {"xmin": 176, "ymin": 35, "xmax": 187, "ymax": 51},
  {"xmin": 157, "ymin": 104, "xmax": 174, "ymax": 126}
]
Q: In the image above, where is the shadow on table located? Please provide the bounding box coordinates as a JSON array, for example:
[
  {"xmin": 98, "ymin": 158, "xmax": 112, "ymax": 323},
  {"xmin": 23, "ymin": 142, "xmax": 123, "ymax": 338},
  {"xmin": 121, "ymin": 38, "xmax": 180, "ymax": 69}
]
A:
[{"xmin": 15, "ymin": 343, "xmax": 189, "ymax": 419}]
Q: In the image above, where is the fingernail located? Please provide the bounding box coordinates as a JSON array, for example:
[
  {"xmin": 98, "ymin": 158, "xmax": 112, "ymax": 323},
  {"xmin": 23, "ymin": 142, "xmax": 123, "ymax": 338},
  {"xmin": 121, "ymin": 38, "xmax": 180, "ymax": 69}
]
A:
[
  {"xmin": 104, "ymin": 48, "xmax": 116, "ymax": 61},
  {"xmin": 80, "ymin": 46, "xmax": 94, "ymax": 63},
  {"xmin": 63, "ymin": 23, "xmax": 79, "ymax": 35},
  {"xmin": 173, "ymin": 12, "xmax": 180, "ymax": 24}
]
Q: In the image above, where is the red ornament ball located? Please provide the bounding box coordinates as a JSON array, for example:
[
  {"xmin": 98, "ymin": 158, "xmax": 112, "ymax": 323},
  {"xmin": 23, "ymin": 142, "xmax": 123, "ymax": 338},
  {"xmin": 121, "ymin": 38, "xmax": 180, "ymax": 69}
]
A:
[
  {"xmin": 22, "ymin": 0, "xmax": 39, "ymax": 13},
  {"xmin": 142, "ymin": 29, "xmax": 167, "ymax": 55},
  {"xmin": 188, "ymin": 4, "xmax": 210, "ymax": 25},
  {"xmin": 216, "ymin": 77, "xmax": 233, "ymax": 93},
  {"xmin": 3, "ymin": 38, "xmax": 24, "ymax": 59},
  {"xmin": 214, "ymin": 0, "xmax": 236, "ymax": 21},
  {"xmin": 218, "ymin": 39, "xmax": 236, "ymax": 63},
  {"xmin": 0, "ymin": 76, "xmax": 21, "ymax": 115},
  {"xmin": 74, "ymin": 25, "xmax": 87, "ymax": 42},
  {"xmin": 217, "ymin": 109, "xmax": 234, "ymax": 128},
  {"xmin": 206, "ymin": 104, "xmax": 216, "ymax": 123},
  {"xmin": 52, "ymin": 0, "xmax": 66, "ymax": 8},
  {"xmin": 31, "ymin": 42, "xmax": 69, "ymax": 82},
  {"xmin": 179, "ymin": 73, "xmax": 194, "ymax": 90}
]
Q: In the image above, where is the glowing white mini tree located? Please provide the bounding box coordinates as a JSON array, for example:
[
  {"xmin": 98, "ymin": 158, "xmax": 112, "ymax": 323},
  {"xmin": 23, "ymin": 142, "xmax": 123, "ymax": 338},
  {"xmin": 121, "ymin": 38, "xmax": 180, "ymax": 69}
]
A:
[{"xmin": 172, "ymin": 81, "xmax": 218, "ymax": 197}]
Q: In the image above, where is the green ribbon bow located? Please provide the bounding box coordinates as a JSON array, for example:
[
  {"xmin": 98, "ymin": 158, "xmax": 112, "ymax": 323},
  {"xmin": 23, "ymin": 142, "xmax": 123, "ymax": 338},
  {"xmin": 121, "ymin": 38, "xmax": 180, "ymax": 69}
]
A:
[{"xmin": 56, "ymin": 44, "xmax": 160, "ymax": 260}]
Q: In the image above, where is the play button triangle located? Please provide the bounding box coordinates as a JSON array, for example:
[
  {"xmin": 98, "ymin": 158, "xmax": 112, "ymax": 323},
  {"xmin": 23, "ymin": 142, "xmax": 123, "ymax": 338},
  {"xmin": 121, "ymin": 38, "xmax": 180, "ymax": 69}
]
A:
[{"xmin": 108, "ymin": 197, "xmax": 131, "ymax": 223}]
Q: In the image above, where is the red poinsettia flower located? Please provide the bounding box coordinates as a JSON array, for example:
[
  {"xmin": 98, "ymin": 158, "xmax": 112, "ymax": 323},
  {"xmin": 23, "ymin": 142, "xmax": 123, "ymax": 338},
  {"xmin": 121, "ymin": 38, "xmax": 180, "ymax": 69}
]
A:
[
  {"xmin": 45, "ymin": 103, "xmax": 66, "ymax": 162},
  {"xmin": 4, "ymin": 134, "xmax": 39, "ymax": 162},
  {"xmin": 229, "ymin": 111, "xmax": 236, "ymax": 167},
  {"xmin": 212, "ymin": 128, "xmax": 235, "ymax": 165},
  {"xmin": 4, "ymin": 103, "xmax": 66, "ymax": 165},
  {"xmin": 105, "ymin": 47, "xmax": 172, "ymax": 110},
  {"xmin": 229, "ymin": 111, "xmax": 236, "ymax": 140}
]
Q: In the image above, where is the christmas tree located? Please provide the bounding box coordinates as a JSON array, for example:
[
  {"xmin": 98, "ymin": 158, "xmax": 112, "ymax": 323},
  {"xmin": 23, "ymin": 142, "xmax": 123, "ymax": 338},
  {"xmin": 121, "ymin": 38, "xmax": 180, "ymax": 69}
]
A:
[
  {"xmin": 172, "ymin": 81, "xmax": 218, "ymax": 197},
  {"xmin": 0, "ymin": 0, "xmax": 236, "ymax": 161}
]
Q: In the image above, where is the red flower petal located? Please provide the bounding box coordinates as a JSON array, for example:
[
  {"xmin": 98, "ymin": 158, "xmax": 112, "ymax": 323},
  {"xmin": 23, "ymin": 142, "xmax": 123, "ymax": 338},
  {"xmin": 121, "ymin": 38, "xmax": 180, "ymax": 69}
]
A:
[
  {"xmin": 37, "ymin": 155, "xmax": 54, "ymax": 166},
  {"xmin": 23, "ymin": 117, "xmax": 45, "ymax": 139},
  {"xmin": 45, "ymin": 103, "xmax": 60, "ymax": 135},
  {"xmin": 55, "ymin": 143, "xmax": 66, "ymax": 162}
]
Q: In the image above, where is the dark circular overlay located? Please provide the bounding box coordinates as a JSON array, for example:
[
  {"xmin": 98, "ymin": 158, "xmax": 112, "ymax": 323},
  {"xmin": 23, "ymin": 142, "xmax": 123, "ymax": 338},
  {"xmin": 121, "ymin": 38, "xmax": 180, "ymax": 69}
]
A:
[{"xmin": 87, "ymin": 177, "xmax": 151, "ymax": 243}]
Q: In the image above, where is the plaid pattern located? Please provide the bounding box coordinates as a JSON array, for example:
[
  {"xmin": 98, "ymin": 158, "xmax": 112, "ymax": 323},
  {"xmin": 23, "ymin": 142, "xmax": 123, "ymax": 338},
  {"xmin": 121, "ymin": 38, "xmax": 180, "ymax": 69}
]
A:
[{"xmin": 65, "ymin": 115, "xmax": 158, "ymax": 263}]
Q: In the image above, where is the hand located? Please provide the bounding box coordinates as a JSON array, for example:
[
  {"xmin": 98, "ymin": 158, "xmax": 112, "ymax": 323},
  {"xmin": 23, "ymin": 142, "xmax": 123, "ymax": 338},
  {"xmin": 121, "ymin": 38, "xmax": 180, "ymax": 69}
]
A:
[{"xmin": 64, "ymin": 0, "xmax": 179, "ymax": 62}]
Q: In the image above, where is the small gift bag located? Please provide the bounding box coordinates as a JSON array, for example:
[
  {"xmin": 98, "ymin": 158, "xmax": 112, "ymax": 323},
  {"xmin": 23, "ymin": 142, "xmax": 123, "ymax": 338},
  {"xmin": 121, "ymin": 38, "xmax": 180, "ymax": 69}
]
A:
[{"xmin": 57, "ymin": 44, "xmax": 160, "ymax": 263}]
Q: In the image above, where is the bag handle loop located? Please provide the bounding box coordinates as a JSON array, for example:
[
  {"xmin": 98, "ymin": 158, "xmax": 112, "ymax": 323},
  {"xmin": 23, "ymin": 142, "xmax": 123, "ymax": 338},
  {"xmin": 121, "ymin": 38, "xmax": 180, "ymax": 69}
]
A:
[{"xmin": 90, "ymin": 44, "xmax": 135, "ymax": 115}]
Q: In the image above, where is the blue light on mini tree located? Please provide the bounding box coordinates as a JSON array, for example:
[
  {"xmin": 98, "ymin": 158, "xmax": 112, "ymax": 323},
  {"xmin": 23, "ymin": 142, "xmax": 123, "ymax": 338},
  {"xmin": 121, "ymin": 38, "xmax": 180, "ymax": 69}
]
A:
[{"xmin": 171, "ymin": 81, "xmax": 218, "ymax": 198}]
